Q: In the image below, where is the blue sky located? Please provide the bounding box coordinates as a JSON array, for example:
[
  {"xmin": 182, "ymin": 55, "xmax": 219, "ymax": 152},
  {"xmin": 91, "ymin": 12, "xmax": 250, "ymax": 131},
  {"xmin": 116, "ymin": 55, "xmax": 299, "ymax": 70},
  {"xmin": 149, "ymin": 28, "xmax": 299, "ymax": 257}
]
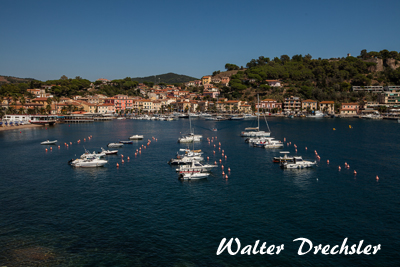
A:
[{"xmin": 1, "ymin": 0, "xmax": 399, "ymax": 82}]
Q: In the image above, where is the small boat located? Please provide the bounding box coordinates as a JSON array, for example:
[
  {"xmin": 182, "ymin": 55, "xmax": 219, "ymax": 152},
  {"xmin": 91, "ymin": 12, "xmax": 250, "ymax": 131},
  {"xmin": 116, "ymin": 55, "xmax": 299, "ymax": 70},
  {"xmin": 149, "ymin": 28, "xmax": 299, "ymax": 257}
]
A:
[
  {"xmin": 179, "ymin": 172, "xmax": 210, "ymax": 180},
  {"xmin": 211, "ymin": 128, "xmax": 217, "ymax": 131},
  {"xmin": 273, "ymin": 151, "xmax": 293, "ymax": 163},
  {"xmin": 68, "ymin": 157, "xmax": 108, "ymax": 167},
  {"xmin": 100, "ymin": 147, "xmax": 118, "ymax": 155},
  {"xmin": 119, "ymin": 140, "xmax": 133, "ymax": 144},
  {"xmin": 280, "ymin": 156, "xmax": 316, "ymax": 169},
  {"xmin": 129, "ymin": 135, "xmax": 144, "ymax": 140},
  {"xmin": 80, "ymin": 149, "xmax": 106, "ymax": 159},
  {"xmin": 108, "ymin": 143, "xmax": 124, "ymax": 148},
  {"xmin": 41, "ymin": 140, "xmax": 57, "ymax": 145},
  {"xmin": 117, "ymin": 117, "xmax": 126, "ymax": 120}
]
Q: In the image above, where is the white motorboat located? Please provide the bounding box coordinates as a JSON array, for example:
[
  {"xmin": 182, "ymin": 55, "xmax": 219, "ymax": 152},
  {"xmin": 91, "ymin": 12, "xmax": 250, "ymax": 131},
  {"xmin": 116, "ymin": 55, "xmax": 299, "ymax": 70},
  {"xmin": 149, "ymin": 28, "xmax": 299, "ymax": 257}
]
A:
[
  {"xmin": 280, "ymin": 156, "xmax": 316, "ymax": 169},
  {"xmin": 117, "ymin": 117, "xmax": 126, "ymax": 120},
  {"xmin": 129, "ymin": 135, "xmax": 144, "ymax": 140},
  {"xmin": 179, "ymin": 172, "xmax": 210, "ymax": 180},
  {"xmin": 69, "ymin": 157, "xmax": 108, "ymax": 167},
  {"xmin": 243, "ymin": 114, "xmax": 257, "ymax": 119},
  {"xmin": 41, "ymin": 140, "xmax": 57, "ymax": 145},
  {"xmin": 168, "ymin": 154, "xmax": 204, "ymax": 165},
  {"xmin": 241, "ymin": 95, "xmax": 271, "ymax": 137},
  {"xmin": 307, "ymin": 110, "xmax": 324, "ymax": 118},
  {"xmin": 179, "ymin": 148, "xmax": 203, "ymax": 156},
  {"xmin": 273, "ymin": 151, "xmax": 293, "ymax": 163},
  {"xmin": 100, "ymin": 147, "xmax": 118, "ymax": 155},
  {"xmin": 108, "ymin": 143, "xmax": 124, "ymax": 148},
  {"xmin": 80, "ymin": 149, "xmax": 106, "ymax": 159},
  {"xmin": 263, "ymin": 138, "xmax": 284, "ymax": 149},
  {"xmin": 176, "ymin": 161, "xmax": 217, "ymax": 173}
]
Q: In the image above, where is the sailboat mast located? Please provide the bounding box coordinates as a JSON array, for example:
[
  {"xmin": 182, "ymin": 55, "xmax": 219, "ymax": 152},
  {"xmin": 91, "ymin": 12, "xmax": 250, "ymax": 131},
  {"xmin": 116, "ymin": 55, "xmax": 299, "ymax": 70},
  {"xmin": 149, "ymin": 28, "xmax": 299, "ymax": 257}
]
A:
[{"xmin": 257, "ymin": 94, "xmax": 260, "ymax": 130}]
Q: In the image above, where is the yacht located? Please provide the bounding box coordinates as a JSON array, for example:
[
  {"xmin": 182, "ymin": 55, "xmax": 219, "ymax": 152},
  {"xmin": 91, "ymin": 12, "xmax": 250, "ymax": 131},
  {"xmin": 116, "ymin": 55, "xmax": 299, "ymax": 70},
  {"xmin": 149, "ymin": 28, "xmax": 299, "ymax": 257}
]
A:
[
  {"xmin": 41, "ymin": 140, "xmax": 57, "ymax": 145},
  {"xmin": 178, "ymin": 112, "xmax": 202, "ymax": 143},
  {"xmin": 263, "ymin": 138, "xmax": 284, "ymax": 149},
  {"xmin": 176, "ymin": 161, "xmax": 217, "ymax": 173},
  {"xmin": 100, "ymin": 147, "xmax": 118, "ymax": 155},
  {"xmin": 69, "ymin": 158, "xmax": 108, "ymax": 168},
  {"xmin": 80, "ymin": 149, "xmax": 106, "ymax": 159},
  {"xmin": 273, "ymin": 151, "xmax": 293, "ymax": 163},
  {"xmin": 179, "ymin": 172, "xmax": 210, "ymax": 180},
  {"xmin": 108, "ymin": 143, "xmax": 124, "ymax": 148},
  {"xmin": 307, "ymin": 110, "xmax": 324, "ymax": 118},
  {"xmin": 130, "ymin": 135, "xmax": 144, "ymax": 140},
  {"xmin": 168, "ymin": 153, "xmax": 204, "ymax": 165},
  {"xmin": 119, "ymin": 140, "xmax": 133, "ymax": 144},
  {"xmin": 241, "ymin": 95, "xmax": 271, "ymax": 137},
  {"xmin": 230, "ymin": 115, "xmax": 244, "ymax": 120},
  {"xmin": 280, "ymin": 156, "xmax": 316, "ymax": 169}
]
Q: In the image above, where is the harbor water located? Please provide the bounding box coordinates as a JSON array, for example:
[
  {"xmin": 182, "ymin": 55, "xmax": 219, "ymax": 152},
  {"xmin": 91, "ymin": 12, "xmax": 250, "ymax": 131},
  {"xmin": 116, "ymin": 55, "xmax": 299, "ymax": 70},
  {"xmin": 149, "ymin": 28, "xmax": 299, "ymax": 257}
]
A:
[{"xmin": 0, "ymin": 117, "xmax": 399, "ymax": 266}]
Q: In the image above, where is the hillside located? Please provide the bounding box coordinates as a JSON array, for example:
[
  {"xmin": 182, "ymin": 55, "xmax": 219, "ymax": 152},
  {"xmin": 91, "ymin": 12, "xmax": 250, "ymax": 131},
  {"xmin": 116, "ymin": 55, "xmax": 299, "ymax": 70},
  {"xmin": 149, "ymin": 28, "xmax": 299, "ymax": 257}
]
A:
[
  {"xmin": 0, "ymin": 75, "xmax": 36, "ymax": 85},
  {"xmin": 131, "ymin": 72, "xmax": 198, "ymax": 84}
]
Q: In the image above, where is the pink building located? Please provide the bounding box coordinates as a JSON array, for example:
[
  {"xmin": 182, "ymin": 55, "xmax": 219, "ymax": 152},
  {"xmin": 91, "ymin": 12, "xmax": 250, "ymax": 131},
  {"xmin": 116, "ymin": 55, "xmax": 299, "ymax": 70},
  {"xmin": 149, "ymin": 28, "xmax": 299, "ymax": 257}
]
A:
[{"xmin": 256, "ymin": 99, "xmax": 281, "ymax": 111}]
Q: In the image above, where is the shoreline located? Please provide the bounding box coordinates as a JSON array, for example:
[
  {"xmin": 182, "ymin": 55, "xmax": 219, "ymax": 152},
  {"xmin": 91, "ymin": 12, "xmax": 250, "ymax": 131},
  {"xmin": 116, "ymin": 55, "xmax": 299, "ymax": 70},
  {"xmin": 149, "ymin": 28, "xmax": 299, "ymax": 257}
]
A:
[{"xmin": 0, "ymin": 124, "xmax": 44, "ymax": 132}]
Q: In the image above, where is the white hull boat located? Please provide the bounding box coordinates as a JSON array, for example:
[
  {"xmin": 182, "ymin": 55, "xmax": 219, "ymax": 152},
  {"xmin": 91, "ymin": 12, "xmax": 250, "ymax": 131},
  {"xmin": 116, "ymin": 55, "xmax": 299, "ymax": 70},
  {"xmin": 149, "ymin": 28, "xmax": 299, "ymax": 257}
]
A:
[
  {"xmin": 280, "ymin": 156, "xmax": 316, "ymax": 169},
  {"xmin": 179, "ymin": 172, "xmax": 210, "ymax": 180},
  {"xmin": 108, "ymin": 143, "xmax": 124, "ymax": 148},
  {"xmin": 100, "ymin": 147, "xmax": 118, "ymax": 155},
  {"xmin": 69, "ymin": 158, "xmax": 108, "ymax": 167},
  {"xmin": 41, "ymin": 140, "xmax": 57, "ymax": 145}
]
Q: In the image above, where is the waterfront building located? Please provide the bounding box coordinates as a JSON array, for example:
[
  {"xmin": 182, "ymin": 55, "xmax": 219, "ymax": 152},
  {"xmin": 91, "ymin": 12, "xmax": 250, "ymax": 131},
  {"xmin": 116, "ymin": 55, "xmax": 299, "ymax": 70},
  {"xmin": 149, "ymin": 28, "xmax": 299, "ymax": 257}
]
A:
[
  {"xmin": 301, "ymin": 99, "xmax": 318, "ymax": 113},
  {"xmin": 239, "ymin": 104, "xmax": 252, "ymax": 113},
  {"xmin": 319, "ymin": 101, "xmax": 335, "ymax": 114},
  {"xmin": 257, "ymin": 99, "xmax": 280, "ymax": 112},
  {"xmin": 203, "ymin": 88, "xmax": 220, "ymax": 99},
  {"xmin": 284, "ymin": 96, "xmax": 301, "ymax": 113},
  {"xmin": 340, "ymin": 103, "xmax": 359, "ymax": 115},
  {"xmin": 378, "ymin": 88, "xmax": 400, "ymax": 105}
]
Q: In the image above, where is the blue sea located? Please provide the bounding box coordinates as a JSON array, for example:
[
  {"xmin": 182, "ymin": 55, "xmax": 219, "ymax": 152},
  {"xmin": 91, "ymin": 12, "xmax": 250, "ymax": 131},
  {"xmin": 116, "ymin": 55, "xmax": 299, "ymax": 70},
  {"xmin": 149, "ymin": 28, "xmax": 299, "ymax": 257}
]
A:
[{"xmin": 0, "ymin": 117, "xmax": 399, "ymax": 266}]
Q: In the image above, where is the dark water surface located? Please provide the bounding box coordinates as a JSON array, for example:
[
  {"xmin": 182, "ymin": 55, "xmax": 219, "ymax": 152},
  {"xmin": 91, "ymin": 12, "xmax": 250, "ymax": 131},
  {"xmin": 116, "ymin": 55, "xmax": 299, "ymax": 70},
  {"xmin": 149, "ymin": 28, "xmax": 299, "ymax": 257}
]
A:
[{"xmin": 0, "ymin": 117, "xmax": 399, "ymax": 266}]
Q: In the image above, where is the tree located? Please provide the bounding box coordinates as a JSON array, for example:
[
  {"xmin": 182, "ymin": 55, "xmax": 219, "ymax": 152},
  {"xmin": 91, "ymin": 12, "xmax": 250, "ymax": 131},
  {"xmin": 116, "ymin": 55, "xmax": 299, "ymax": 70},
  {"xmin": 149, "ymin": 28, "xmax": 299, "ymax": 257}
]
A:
[
  {"xmin": 60, "ymin": 75, "xmax": 68, "ymax": 80},
  {"xmin": 225, "ymin": 63, "xmax": 239, "ymax": 71}
]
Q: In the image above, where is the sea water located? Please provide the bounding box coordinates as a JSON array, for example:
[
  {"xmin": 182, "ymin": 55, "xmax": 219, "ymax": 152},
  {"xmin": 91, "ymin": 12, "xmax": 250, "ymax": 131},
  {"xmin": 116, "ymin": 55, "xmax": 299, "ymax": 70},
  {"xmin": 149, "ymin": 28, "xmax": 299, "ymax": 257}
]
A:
[{"xmin": 0, "ymin": 117, "xmax": 399, "ymax": 266}]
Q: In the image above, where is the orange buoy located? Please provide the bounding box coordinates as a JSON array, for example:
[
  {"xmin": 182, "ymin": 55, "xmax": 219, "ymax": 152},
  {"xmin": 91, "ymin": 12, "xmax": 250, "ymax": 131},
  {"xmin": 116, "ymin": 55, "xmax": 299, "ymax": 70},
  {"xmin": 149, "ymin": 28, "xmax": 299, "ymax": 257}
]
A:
[
  {"xmin": 214, "ymin": 161, "xmax": 217, "ymax": 165},
  {"xmin": 50, "ymin": 147, "xmax": 52, "ymax": 150},
  {"xmin": 225, "ymin": 175, "xmax": 228, "ymax": 179},
  {"xmin": 135, "ymin": 153, "xmax": 137, "ymax": 156},
  {"xmin": 219, "ymin": 142, "xmax": 221, "ymax": 146},
  {"xmin": 139, "ymin": 151, "xmax": 141, "ymax": 154},
  {"xmin": 66, "ymin": 144, "xmax": 69, "ymax": 147},
  {"xmin": 70, "ymin": 142, "xmax": 72, "ymax": 145},
  {"xmin": 213, "ymin": 151, "xmax": 215, "ymax": 154},
  {"xmin": 221, "ymin": 165, "xmax": 224, "ymax": 169},
  {"xmin": 218, "ymin": 147, "xmax": 221, "ymax": 150},
  {"xmin": 295, "ymin": 149, "xmax": 297, "ymax": 152},
  {"xmin": 127, "ymin": 156, "xmax": 130, "ymax": 160},
  {"xmin": 69, "ymin": 125, "xmax": 70, "ymax": 127},
  {"xmin": 84, "ymin": 138, "xmax": 86, "ymax": 141},
  {"xmin": 222, "ymin": 171, "xmax": 225, "ymax": 175},
  {"xmin": 228, "ymin": 168, "xmax": 231, "ymax": 172},
  {"xmin": 327, "ymin": 160, "xmax": 329, "ymax": 164},
  {"xmin": 116, "ymin": 163, "xmax": 119, "ymax": 167},
  {"xmin": 207, "ymin": 156, "xmax": 209, "ymax": 160},
  {"xmin": 225, "ymin": 155, "xmax": 227, "ymax": 159},
  {"xmin": 344, "ymin": 162, "xmax": 347, "ymax": 166},
  {"xmin": 214, "ymin": 144, "xmax": 216, "ymax": 147},
  {"xmin": 144, "ymin": 146, "xmax": 146, "ymax": 149},
  {"xmin": 215, "ymin": 136, "xmax": 217, "ymax": 139},
  {"xmin": 122, "ymin": 159, "xmax": 124, "ymax": 163},
  {"xmin": 219, "ymin": 159, "xmax": 222, "ymax": 162},
  {"xmin": 376, "ymin": 175, "xmax": 379, "ymax": 180},
  {"xmin": 45, "ymin": 148, "xmax": 48, "ymax": 152},
  {"xmin": 58, "ymin": 145, "xmax": 60, "ymax": 149},
  {"xmin": 121, "ymin": 154, "xmax": 124, "ymax": 158},
  {"xmin": 347, "ymin": 165, "xmax": 350, "ymax": 169},
  {"xmin": 156, "ymin": 138, "xmax": 157, "ymax": 141},
  {"xmin": 338, "ymin": 166, "xmax": 341, "ymax": 171},
  {"xmin": 354, "ymin": 170, "xmax": 357, "ymax": 175}
]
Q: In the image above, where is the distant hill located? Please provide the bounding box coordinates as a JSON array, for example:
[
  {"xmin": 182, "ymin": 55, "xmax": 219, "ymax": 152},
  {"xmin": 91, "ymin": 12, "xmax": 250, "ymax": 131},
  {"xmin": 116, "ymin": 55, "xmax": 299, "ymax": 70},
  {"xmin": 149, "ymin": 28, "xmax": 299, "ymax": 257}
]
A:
[
  {"xmin": 0, "ymin": 75, "xmax": 36, "ymax": 85},
  {"xmin": 131, "ymin": 73, "xmax": 198, "ymax": 84}
]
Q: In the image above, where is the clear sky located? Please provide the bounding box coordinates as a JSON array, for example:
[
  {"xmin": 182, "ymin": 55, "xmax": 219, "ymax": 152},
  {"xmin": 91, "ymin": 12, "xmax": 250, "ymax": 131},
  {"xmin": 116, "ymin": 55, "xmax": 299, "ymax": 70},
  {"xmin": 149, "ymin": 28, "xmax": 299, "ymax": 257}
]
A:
[{"xmin": 1, "ymin": 0, "xmax": 399, "ymax": 82}]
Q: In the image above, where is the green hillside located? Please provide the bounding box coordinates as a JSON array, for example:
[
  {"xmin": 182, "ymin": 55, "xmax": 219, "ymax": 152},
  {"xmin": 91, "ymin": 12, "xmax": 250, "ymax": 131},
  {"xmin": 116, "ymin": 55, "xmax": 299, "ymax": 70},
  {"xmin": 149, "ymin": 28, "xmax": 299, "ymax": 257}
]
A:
[{"xmin": 131, "ymin": 73, "xmax": 198, "ymax": 84}]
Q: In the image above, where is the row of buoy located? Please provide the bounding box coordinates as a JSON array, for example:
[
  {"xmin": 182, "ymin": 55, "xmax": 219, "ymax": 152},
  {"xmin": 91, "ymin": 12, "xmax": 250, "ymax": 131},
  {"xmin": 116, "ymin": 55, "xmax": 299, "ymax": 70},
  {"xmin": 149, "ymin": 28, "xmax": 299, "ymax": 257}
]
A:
[
  {"xmin": 284, "ymin": 137, "xmax": 379, "ymax": 181},
  {"xmin": 118, "ymin": 137, "xmax": 156, "ymax": 167}
]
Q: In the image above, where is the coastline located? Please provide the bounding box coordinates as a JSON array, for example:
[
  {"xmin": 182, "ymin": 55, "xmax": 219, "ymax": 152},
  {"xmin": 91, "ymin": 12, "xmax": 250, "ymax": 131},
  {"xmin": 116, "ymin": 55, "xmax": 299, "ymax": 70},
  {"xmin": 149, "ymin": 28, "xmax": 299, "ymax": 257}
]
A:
[{"xmin": 0, "ymin": 124, "xmax": 44, "ymax": 132}]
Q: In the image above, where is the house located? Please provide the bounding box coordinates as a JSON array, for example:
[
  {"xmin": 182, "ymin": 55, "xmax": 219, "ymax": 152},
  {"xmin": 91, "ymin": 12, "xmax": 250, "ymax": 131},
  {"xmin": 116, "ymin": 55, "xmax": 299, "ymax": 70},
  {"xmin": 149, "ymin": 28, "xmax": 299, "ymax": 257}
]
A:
[
  {"xmin": 283, "ymin": 96, "xmax": 301, "ymax": 113},
  {"xmin": 221, "ymin": 77, "xmax": 230, "ymax": 86},
  {"xmin": 239, "ymin": 104, "xmax": 252, "ymax": 113},
  {"xmin": 301, "ymin": 99, "xmax": 318, "ymax": 112},
  {"xmin": 340, "ymin": 103, "xmax": 359, "ymax": 115},
  {"xmin": 319, "ymin": 101, "xmax": 335, "ymax": 114},
  {"xmin": 265, "ymin": 80, "xmax": 282, "ymax": 87},
  {"xmin": 201, "ymin": 76, "xmax": 212, "ymax": 85},
  {"xmin": 257, "ymin": 99, "xmax": 280, "ymax": 111}
]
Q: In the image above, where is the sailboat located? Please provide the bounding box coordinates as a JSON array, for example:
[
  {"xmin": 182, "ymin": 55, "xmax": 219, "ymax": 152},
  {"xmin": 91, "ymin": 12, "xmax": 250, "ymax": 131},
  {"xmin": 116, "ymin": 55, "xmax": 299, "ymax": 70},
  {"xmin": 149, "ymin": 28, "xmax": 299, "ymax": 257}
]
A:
[
  {"xmin": 178, "ymin": 110, "xmax": 202, "ymax": 143},
  {"xmin": 240, "ymin": 94, "xmax": 271, "ymax": 137}
]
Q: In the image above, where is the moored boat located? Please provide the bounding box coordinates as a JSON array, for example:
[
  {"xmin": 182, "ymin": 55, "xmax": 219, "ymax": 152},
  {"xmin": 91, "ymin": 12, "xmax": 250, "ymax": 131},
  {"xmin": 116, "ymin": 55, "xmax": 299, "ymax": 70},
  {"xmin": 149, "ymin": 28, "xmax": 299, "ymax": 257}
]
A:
[
  {"xmin": 129, "ymin": 135, "xmax": 144, "ymax": 140},
  {"xmin": 280, "ymin": 156, "xmax": 316, "ymax": 169},
  {"xmin": 108, "ymin": 143, "xmax": 124, "ymax": 148},
  {"xmin": 41, "ymin": 140, "xmax": 57, "ymax": 145}
]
